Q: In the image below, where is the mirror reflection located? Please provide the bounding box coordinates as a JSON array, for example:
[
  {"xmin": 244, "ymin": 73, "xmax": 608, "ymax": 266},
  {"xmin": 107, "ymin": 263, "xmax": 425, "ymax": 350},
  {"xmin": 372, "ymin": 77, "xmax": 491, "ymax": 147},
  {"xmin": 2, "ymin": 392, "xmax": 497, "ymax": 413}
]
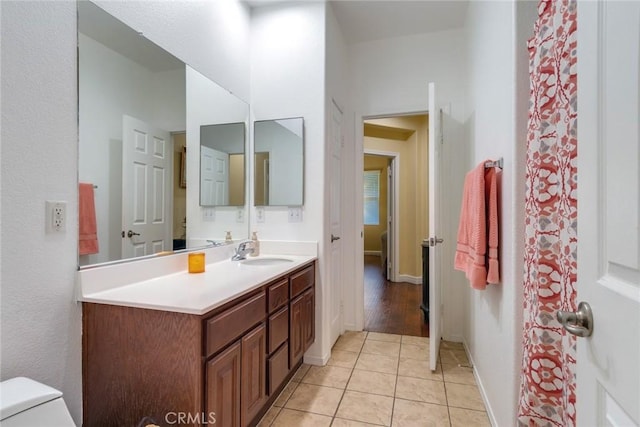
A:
[
  {"xmin": 78, "ymin": 1, "xmax": 249, "ymax": 267},
  {"xmin": 254, "ymin": 118, "xmax": 304, "ymax": 206},
  {"xmin": 200, "ymin": 123, "xmax": 246, "ymax": 207}
]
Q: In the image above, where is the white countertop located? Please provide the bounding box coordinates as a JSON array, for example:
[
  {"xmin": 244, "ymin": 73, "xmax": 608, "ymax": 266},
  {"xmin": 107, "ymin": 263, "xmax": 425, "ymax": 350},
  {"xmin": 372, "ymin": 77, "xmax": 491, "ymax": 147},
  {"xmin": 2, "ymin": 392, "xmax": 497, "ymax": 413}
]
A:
[{"xmin": 77, "ymin": 241, "xmax": 317, "ymax": 315}]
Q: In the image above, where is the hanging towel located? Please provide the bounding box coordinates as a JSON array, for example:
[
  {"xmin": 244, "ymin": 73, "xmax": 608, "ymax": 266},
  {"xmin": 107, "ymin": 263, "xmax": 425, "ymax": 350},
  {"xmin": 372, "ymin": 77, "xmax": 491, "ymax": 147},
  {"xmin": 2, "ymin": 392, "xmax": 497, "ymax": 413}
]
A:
[
  {"xmin": 79, "ymin": 183, "xmax": 99, "ymax": 255},
  {"xmin": 454, "ymin": 161, "xmax": 500, "ymax": 289}
]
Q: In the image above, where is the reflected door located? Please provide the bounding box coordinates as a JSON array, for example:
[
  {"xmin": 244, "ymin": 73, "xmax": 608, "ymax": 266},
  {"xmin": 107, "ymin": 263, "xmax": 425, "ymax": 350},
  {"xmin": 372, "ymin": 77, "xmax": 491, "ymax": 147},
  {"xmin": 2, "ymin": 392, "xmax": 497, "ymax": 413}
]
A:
[
  {"xmin": 200, "ymin": 146, "xmax": 229, "ymax": 206},
  {"xmin": 121, "ymin": 115, "xmax": 172, "ymax": 259}
]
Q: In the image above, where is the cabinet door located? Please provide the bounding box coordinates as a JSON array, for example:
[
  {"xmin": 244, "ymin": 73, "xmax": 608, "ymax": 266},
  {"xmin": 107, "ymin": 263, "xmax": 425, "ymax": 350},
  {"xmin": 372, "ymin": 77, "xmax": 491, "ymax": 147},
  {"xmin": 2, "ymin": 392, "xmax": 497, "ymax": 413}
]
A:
[
  {"xmin": 206, "ymin": 341, "xmax": 241, "ymax": 427},
  {"xmin": 289, "ymin": 294, "xmax": 304, "ymax": 367},
  {"xmin": 303, "ymin": 287, "xmax": 315, "ymax": 352},
  {"xmin": 241, "ymin": 323, "xmax": 266, "ymax": 427}
]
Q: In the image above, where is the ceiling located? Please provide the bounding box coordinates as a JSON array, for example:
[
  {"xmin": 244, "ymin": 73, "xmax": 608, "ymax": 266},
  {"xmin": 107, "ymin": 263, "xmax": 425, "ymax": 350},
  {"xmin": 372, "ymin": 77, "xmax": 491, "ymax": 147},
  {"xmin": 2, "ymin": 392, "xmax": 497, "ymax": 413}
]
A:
[{"xmin": 246, "ymin": 0, "xmax": 470, "ymax": 44}]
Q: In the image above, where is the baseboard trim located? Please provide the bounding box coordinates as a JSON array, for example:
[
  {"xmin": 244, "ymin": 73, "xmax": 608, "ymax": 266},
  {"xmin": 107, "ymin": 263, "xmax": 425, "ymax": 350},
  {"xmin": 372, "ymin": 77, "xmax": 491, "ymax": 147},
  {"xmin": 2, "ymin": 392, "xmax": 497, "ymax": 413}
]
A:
[
  {"xmin": 463, "ymin": 339, "xmax": 498, "ymax": 427},
  {"xmin": 397, "ymin": 274, "xmax": 422, "ymax": 285},
  {"xmin": 303, "ymin": 352, "xmax": 330, "ymax": 366},
  {"xmin": 364, "ymin": 250, "xmax": 381, "ymax": 256}
]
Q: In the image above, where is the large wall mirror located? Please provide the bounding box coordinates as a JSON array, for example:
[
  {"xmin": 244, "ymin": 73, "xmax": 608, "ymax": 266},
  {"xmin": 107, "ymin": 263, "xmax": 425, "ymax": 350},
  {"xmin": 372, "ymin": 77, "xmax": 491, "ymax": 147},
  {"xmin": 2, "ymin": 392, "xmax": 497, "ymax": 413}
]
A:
[
  {"xmin": 78, "ymin": 1, "xmax": 249, "ymax": 267},
  {"xmin": 254, "ymin": 118, "xmax": 304, "ymax": 206}
]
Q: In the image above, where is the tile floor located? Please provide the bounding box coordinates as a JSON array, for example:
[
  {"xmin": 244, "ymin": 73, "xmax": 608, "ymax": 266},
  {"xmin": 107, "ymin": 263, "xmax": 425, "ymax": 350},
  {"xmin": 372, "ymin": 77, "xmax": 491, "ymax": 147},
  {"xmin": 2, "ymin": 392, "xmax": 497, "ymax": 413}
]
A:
[{"xmin": 258, "ymin": 331, "xmax": 490, "ymax": 427}]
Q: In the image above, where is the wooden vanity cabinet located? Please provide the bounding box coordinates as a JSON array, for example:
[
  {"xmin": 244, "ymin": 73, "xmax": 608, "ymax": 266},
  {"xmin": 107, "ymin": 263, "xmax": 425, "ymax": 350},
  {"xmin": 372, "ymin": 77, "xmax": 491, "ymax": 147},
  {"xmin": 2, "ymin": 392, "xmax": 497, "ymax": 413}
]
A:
[
  {"xmin": 82, "ymin": 261, "xmax": 315, "ymax": 427},
  {"xmin": 289, "ymin": 266, "xmax": 315, "ymax": 367}
]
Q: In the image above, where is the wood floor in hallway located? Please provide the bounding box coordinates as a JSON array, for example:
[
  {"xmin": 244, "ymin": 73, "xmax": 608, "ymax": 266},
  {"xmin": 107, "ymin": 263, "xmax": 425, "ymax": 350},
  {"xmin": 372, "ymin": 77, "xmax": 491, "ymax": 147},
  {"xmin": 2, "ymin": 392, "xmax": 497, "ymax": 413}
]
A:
[{"xmin": 364, "ymin": 255, "xmax": 428, "ymax": 337}]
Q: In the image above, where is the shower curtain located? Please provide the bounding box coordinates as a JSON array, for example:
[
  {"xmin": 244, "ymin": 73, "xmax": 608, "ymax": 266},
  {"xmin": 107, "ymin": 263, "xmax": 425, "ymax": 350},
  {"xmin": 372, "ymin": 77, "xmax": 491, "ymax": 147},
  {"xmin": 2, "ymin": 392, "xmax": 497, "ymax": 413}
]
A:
[{"xmin": 518, "ymin": 0, "xmax": 577, "ymax": 426}]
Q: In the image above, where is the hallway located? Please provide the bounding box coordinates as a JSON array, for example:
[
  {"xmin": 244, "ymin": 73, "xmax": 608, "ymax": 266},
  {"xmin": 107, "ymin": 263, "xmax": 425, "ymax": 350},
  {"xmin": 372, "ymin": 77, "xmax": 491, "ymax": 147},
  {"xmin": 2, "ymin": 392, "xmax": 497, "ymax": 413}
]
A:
[{"xmin": 364, "ymin": 255, "xmax": 428, "ymax": 337}]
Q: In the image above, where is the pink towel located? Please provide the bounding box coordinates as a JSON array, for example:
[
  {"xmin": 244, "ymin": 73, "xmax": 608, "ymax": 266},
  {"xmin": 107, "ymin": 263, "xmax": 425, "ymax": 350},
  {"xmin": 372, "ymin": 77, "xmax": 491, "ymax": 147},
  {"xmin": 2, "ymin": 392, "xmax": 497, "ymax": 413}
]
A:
[
  {"xmin": 79, "ymin": 183, "xmax": 99, "ymax": 255},
  {"xmin": 454, "ymin": 161, "xmax": 500, "ymax": 289}
]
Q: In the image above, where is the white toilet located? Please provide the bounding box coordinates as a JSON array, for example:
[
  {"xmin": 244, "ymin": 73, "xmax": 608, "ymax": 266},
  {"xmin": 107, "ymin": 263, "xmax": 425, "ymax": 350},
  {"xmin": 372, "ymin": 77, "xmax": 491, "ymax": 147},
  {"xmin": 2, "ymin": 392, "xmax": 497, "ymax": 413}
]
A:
[{"xmin": 0, "ymin": 377, "xmax": 75, "ymax": 426}]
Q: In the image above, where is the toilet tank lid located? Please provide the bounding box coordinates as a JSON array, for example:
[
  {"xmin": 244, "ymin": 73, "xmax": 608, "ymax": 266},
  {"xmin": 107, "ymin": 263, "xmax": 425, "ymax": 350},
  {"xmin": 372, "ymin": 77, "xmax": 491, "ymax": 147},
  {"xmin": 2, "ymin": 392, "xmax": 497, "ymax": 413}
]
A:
[{"xmin": 0, "ymin": 377, "xmax": 63, "ymax": 420}]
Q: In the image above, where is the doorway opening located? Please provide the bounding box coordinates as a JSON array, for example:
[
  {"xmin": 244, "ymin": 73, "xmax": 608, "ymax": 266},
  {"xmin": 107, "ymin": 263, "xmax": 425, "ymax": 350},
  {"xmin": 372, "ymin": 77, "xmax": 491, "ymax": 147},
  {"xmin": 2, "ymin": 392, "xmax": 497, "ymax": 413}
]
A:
[{"xmin": 361, "ymin": 114, "xmax": 429, "ymax": 337}]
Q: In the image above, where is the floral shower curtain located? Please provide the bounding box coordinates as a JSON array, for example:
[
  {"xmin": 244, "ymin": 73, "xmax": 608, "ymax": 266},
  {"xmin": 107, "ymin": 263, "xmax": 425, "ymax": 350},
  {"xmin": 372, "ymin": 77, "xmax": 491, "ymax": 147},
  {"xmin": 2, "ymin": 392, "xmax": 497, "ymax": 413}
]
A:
[{"xmin": 518, "ymin": 0, "xmax": 578, "ymax": 426}]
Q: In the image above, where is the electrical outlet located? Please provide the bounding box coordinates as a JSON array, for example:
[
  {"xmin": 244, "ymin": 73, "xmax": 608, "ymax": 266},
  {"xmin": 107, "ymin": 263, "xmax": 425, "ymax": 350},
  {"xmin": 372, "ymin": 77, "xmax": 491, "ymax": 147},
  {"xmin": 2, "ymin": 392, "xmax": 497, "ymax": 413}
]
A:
[
  {"xmin": 288, "ymin": 207, "xmax": 302, "ymax": 223},
  {"xmin": 46, "ymin": 201, "xmax": 67, "ymax": 233},
  {"xmin": 256, "ymin": 207, "xmax": 265, "ymax": 223}
]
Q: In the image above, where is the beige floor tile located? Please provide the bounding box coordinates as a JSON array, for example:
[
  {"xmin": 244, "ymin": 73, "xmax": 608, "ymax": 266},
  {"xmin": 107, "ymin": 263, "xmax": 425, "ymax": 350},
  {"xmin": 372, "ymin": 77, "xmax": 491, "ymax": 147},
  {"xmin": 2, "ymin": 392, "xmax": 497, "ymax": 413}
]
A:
[
  {"xmin": 335, "ymin": 390, "xmax": 394, "ymax": 426},
  {"xmin": 366, "ymin": 332, "xmax": 402, "ymax": 343},
  {"xmin": 302, "ymin": 365, "xmax": 353, "ymax": 389},
  {"xmin": 445, "ymin": 383, "xmax": 486, "ymax": 411},
  {"xmin": 449, "ymin": 407, "xmax": 491, "ymax": 427},
  {"xmin": 355, "ymin": 352, "xmax": 399, "ymax": 374},
  {"xmin": 442, "ymin": 363, "xmax": 476, "ymax": 385},
  {"xmin": 334, "ymin": 334, "xmax": 366, "ymax": 353},
  {"xmin": 395, "ymin": 376, "xmax": 447, "ymax": 405},
  {"xmin": 400, "ymin": 343, "xmax": 430, "ymax": 361},
  {"xmin": 271, "ymin": 408, "xmax": 333, "ymax": 427},
  {"xmin": 361, "ymin": 340, "xmax": 401, "ymax": 358},
  {"xmin": 439, "ymin": 348, "xmax": 469, "ymax": 365},
  {"xmin": 347, "ymin": 369, "xmax": 397, "ymax": 397},
  {"xmin": 401, "ymin": 335, "xmax": 430, "ymax": 346},
  {"xmin": 257, "ymin": 405, "xmax": 281, "ymax": 427},
  {"xmin": 274, "ymin": 380, "xmax": 300, "ymax": 407},
  {"xmin": 328, "ymin": 350, "xmax": 359, "ymax": 369},
  {"xmin": 391, "ymin": 398, "xmax": 450, "ymax": 427},
  {"xmin": 343, "ymin": 331, "xmax": 369, "ymax": 340},
  {"xmin": 292, "ymin": 364, "xmax": 312, "ymax": 382},
  {"xmin": 285, "ymin": 383, "xmax": 344, "ymax": 416},
  {"xmin": 398, "ymin": 358, "xmax": 443, "ymax": 382},
  {"xmin": 331, "ymin": 418, "xmax": 380, "ymax": 426}
]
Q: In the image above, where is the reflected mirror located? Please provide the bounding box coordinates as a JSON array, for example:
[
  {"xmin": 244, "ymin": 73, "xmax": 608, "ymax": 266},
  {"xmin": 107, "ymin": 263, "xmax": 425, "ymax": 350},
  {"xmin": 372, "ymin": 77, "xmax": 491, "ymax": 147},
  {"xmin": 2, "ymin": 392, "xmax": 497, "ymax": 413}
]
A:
[
  {"xmin": 254, "ymin": 118, "xmax": 304, "ymax": 206},
  {"xmin": 200, "ymin": 123, "xmax": 246, "ymax": 206},
  {"xmin": 78, "ymin": 1, "xmax": 249, "ymax": 267}
]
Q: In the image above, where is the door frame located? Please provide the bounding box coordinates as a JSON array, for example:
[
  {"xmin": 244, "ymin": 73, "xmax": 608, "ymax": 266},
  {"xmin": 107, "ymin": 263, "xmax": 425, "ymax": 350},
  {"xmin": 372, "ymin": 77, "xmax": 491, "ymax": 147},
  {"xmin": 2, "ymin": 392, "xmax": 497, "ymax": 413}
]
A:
[
  {"xmin": 364, "ymin": 148, "xmax": 400, "ymax": 283},
  {"xmin": 353, "ymin": 109, "xmax": 429, "ymax": 331}
]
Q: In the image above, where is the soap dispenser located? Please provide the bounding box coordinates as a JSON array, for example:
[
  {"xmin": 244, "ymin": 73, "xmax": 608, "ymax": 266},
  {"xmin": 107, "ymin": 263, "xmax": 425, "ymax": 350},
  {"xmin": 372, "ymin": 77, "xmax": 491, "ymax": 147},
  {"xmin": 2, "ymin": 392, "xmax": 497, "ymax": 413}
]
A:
[
  {"xmin": 225, "ymin": 231, "xmax": 233, "ymax": 243},
  {"xmin": 250, "ymin": 231, "xmax": 260, "ymax": 257}
]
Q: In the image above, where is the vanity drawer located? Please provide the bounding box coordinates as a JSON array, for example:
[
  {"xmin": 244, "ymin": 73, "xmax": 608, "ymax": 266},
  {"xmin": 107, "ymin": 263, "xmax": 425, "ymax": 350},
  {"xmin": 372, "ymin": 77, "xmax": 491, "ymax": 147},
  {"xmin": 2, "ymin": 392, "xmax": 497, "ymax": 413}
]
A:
[
  {"xmin": 268, "ymin": 342, "xmax": 289, "ymax": 395},
  {"xmin": 268, "ymin": 306, "xmax": 289, "ymax": 354},
  {"xmin": 268, "ymin": 279, "xmax": 289, "ymax": 313},
  {"xmin": 290, "ymin": 266, "xmax": 314, "ymax": 299},
  {"xmin": 206, "ymin": 291, "xmax": 266, "ymax": 358}
]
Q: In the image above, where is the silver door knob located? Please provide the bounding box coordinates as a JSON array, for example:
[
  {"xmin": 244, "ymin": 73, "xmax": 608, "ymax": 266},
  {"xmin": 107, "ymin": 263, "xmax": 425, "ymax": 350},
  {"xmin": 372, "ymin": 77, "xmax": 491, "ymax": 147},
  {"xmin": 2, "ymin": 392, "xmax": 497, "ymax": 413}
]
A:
[
  {"xmin": 556, "ymin": 301, "xmax": 593, "ymax": 337},
  {"xmin": 429, "ymin": 237, "xmax": 444, "ymax": 247},
  {"xmin": 331, "ymin": 234, "xmax": 341, "ymax": 242},
  {"xmin": 127, "ymin": 230, "xmax": 141, "ymax": 238}
]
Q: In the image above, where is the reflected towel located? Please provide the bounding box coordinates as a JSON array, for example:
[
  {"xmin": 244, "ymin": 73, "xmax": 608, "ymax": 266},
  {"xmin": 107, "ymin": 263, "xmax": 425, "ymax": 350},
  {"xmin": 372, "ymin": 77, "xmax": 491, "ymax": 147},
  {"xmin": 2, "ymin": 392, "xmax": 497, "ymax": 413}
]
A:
[
  {"xmin": 454, "ymin": 161, "xmax": 500, "ymax": 289},
  {"xmin": 79, "ymin": 183, "xmax": 99, "ymax": 255}
]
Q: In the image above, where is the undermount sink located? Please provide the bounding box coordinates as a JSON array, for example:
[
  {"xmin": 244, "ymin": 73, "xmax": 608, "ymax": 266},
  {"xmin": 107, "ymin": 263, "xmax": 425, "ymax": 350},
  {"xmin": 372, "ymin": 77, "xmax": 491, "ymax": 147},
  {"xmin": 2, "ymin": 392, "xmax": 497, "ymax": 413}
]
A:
[{"xmin": 241, "ymin": 257, "xmax": 294, "ymax": 266}]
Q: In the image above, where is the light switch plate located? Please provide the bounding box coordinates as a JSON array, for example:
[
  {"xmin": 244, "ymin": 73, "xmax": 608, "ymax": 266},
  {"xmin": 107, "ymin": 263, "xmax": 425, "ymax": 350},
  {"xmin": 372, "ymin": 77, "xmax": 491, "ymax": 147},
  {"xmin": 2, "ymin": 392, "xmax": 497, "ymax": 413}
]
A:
[
  {"xmin": 256, "ymin": 207, "xmax": 265, "ymax": 223},
  {"xmin": 288, "ymin": 207, "xmax": 302, "ymax": 223},
  {"xmin": 202, "ymin": 207, "xmax": 215, "ymax": 222}
]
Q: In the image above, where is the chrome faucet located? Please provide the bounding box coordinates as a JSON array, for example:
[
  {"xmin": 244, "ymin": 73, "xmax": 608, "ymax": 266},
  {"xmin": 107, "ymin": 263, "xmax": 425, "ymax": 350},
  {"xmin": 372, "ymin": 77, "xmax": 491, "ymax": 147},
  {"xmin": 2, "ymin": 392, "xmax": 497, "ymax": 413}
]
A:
[
  {"xmin": 232, "ymin": 240, "xmax": 254, "ymax": 261},
  {"xmin": 206, "ymin": 239, "xmax": 226, "ymax": 247}
]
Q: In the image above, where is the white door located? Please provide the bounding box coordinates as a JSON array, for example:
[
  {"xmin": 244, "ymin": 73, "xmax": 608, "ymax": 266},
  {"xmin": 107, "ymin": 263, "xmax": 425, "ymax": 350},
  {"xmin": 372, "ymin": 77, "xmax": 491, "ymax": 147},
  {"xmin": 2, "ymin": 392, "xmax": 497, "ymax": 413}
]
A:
[
  {"xmin": 428, "ymin": 82, "xmax": 443, "ymax": 371},
  {"xmin": 122, "ymin": 115, "xmax": 172, "ymax": 259},
  {"xmin": 200, "ymin": 146, "xmax": 229, "ymax": 206},
  {"xmin": 386, "ymin": 163, "xmax": 393, "ymax": 280},
  {"xmin": 575, "ymin": 2, "xmax": 640, "ymax": 425},
  {"xmin": 329, "ymin": 99, "xmax": 344, "ymax": 346}
]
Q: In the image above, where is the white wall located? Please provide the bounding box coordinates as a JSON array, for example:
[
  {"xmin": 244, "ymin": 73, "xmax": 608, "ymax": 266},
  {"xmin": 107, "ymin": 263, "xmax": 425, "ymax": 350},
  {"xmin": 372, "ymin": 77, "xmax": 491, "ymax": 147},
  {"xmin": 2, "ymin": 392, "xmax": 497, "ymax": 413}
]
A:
[
  {"xmin": 347, "ymin": 29, "xmax": 468, "ymax": 339},
  {"xmin": 1, "ymin": 1, "xmax": 82, "ymax": 422},
  {"xmin": 0, "ymin": 2, "xmax": 251, "ymax": 424},
  {"xmin": 250, "ymin": 1, "xmax": 328, "ymax": 361},
  {"xmin": 462, "ymin": 1, "xmax": 536, "ymax": 425}
]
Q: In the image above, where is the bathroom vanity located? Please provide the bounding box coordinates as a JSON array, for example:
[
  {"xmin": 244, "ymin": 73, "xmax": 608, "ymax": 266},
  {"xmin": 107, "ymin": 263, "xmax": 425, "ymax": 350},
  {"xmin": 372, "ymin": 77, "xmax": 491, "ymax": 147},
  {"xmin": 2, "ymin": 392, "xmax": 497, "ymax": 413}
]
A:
[{"xmin": 80, "ymin": 252, "xmax": 316, "ymax": 427}]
